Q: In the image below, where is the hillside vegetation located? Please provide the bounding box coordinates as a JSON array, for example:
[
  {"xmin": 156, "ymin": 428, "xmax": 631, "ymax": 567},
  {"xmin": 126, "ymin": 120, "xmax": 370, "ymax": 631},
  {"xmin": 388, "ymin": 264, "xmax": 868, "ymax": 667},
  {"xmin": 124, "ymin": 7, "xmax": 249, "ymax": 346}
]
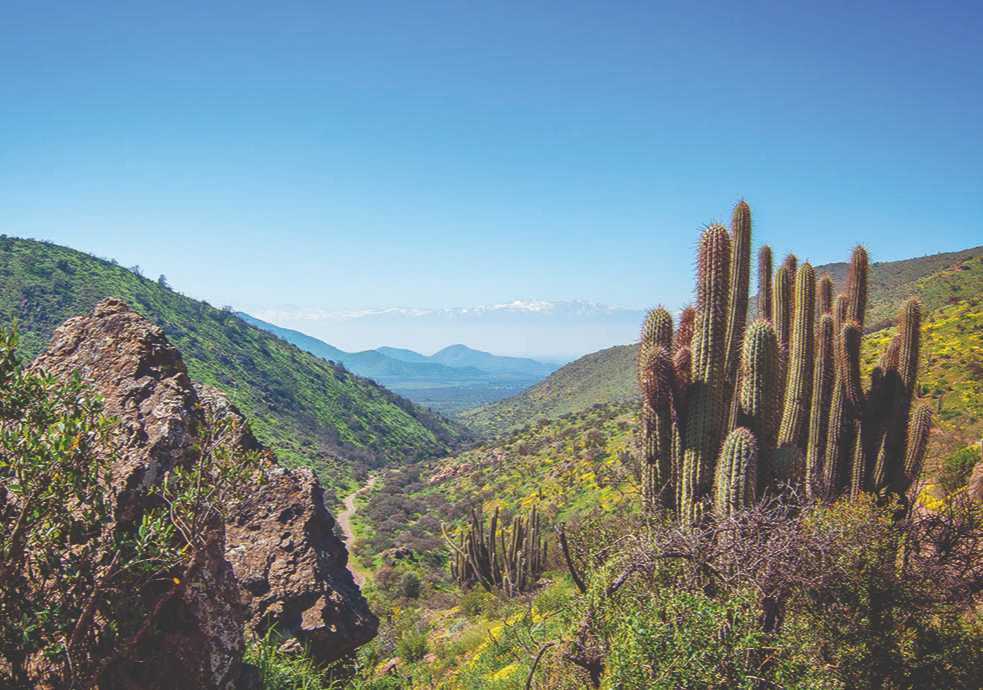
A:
[
  {"xmin": 0, "ymin": 237, "xmax": 470, "ymax": 495},
  {"xmin": 332, "ymin": 213, "xmax": 983, "ymax": 690},
  {"xmin": 458, "ymin": 344, "xmax": 638, "ymax": 437}
]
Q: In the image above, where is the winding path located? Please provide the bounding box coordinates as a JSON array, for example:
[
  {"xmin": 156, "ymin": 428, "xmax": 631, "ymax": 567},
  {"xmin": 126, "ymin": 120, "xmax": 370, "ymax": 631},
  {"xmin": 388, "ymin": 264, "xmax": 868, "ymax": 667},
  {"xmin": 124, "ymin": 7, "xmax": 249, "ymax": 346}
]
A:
[{"xmin": 337, "ymin": 475, "xmax": 376, "ymax": 587}]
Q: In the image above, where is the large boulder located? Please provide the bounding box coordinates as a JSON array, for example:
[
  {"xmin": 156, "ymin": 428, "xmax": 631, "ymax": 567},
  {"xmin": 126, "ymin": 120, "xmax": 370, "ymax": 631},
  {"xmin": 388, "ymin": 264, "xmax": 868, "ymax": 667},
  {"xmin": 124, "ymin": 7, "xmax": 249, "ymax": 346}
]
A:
[{"xmin": 31, "ymin": 298, "xmax": 377, "ymax": 686}]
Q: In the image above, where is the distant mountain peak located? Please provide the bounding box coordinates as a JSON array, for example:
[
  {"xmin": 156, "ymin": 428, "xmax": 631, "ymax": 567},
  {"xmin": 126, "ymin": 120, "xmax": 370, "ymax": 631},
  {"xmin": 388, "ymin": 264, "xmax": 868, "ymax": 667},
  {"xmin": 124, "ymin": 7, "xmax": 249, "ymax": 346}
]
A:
[{"xmin": 251, "ymin": 299, "xmax": 636, "ymax": 323}]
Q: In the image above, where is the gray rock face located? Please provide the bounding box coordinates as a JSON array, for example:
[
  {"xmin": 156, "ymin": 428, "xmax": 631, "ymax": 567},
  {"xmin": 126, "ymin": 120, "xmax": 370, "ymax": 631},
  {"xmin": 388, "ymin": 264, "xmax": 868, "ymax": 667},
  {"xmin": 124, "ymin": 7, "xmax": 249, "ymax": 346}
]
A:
[{"xmin": 31, "ymin": 298, "xmax": 377, "ymax": 687}]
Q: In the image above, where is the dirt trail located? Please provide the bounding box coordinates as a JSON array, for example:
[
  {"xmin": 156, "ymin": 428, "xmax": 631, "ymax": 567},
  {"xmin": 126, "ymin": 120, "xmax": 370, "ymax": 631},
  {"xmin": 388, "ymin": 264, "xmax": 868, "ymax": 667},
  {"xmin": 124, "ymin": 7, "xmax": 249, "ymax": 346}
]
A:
[{"xmin": 337, "ymin": 475, "xmax": 376, "ymax": 587}]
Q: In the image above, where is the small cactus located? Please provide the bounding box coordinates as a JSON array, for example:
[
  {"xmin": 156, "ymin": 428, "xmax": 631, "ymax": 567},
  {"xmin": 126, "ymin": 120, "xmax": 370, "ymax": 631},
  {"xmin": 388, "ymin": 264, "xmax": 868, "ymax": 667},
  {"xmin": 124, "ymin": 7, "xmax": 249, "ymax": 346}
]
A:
[{"xmin": 714, "ymin": 428, "xmax": 757, "ymax": 519}]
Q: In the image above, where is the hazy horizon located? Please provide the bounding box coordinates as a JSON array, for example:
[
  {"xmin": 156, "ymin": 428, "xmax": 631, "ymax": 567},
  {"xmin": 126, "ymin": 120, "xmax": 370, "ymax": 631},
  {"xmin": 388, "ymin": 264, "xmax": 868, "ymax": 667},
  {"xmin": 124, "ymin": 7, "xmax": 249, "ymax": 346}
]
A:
[{"xmin": 241, "ymin": 298, "xmax": 647, "ymax": 362}]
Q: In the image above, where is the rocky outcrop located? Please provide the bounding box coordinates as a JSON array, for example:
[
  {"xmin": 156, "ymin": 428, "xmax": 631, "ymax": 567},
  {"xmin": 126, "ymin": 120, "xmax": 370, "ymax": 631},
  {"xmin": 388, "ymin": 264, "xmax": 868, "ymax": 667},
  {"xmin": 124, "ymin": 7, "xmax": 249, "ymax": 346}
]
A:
[
  {"xmin": 31, "ymin": 298, "xmax": 377, "ymax": 687},
  {"xmin": 198, "ymin": 385, "xmax": 379, "ymax": 662}
]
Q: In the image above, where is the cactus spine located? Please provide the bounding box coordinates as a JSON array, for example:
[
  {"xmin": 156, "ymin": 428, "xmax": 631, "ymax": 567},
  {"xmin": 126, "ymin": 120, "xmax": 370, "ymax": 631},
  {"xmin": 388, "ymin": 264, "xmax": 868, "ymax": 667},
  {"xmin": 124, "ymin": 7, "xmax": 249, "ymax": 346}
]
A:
[
  {"xmin": 639, "ymin": 308, "xmax": 676, "ymax": 508},
  {"xmin": 805, "ymin": 314, "xmax": 835, "ymax": 497},
  {"xmin": 871, "ymin": 298, "xmax": 922, "ymax": 495},
  {"xmin": 887, "ymin": 401, "xmax": 931, "ymax": 498},
  {"xmin": 725, "ymin": 201, "xmax": 752, "ymax": 388},
  {"xmin": 738, "ymin": 320, "xmax": 783, "ymax": 494},
  {"xmin": 773, "ymin": 263, "xmax": 794, "ymax": 355},
  {"xmin": 846, "ymin": 246, "xmax": 868, "ymax": 332},
  {"xmin": 817, "ymin": 273, "xmax": 834, "ymax": 317},
  {"xmin": 778, "ymin": 263, "xmax": 816, "ymax": 450}
]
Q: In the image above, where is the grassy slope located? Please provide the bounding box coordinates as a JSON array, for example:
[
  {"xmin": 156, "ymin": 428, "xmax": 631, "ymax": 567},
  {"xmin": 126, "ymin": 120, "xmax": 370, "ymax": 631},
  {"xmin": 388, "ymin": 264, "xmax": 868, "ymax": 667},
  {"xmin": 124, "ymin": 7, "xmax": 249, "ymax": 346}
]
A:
[
  {"xmin": 458, "ymin": 344, "xmax": 638, "ymax": 437},
  {"xmin": 0, "ymin": 237, "xmax": 471, "ymax": 492},
  {"xmin": 352, "ymin": 401, "xmax": 638, "ymax": 574}
]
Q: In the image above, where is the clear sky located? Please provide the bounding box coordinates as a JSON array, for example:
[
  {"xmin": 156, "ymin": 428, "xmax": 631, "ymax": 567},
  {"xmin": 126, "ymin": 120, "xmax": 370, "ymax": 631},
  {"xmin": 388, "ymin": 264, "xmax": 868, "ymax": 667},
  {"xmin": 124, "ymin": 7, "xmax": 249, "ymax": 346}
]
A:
[{"xmin": 1, "ymin": 1, "xmax": 981, "ymax": 354}]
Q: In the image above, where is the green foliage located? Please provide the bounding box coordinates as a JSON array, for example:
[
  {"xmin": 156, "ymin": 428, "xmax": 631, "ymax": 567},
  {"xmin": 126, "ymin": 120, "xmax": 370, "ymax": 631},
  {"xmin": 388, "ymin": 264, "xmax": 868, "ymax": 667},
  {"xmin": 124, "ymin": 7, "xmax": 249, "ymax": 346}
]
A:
[
  {"xmin": 603, "ymin": 589, "xmax": 794, "ymax": 689},
  {"xmin": 0, "ymin": 237, "xmax": 468, "ymax": 499},
  {"xmin": 570, "ymin": 496, "xmax": 983, "ymax": 690},
  {"xmin": 394, "ymin": 630, "xmax": 429, "ymax": 664},
  {"xmin": 938, "ymin": 445, "xmax": 980, "ymax": 494},
  {"xmin": 0, "ymin": 323, "xmax": 261, "ymax": 688},
  {"xmin": 245, "ymin": 629, "xmax": 339, "ymax": 690}
]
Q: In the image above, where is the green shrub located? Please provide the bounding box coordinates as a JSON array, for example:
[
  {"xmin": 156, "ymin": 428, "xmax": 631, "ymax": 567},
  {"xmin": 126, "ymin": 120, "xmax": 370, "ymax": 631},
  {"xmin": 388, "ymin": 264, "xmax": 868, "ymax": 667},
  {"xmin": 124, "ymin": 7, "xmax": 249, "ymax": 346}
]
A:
[
  {"xmin": 394, "ymin": 630, "xmax": 429, "ymax": 664},
  {"xmin": 939, "ymin": 445, "xmax": 980, "ymax": 494},
  {"xmin": 245, "ymin": 630, "xmax": 336, "ymax": 690}
]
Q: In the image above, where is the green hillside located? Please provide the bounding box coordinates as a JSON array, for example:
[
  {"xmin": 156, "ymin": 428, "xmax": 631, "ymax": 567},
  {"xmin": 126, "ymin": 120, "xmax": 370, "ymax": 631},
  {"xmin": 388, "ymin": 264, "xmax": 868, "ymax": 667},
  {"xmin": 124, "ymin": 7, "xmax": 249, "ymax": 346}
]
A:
[
  {"xmin": 458, "ymin": 344, "xmax": 638, "ymax": 437},
  {"xmin": 0, "ymin": 237, "xmax": 471, "ymax": 492}
]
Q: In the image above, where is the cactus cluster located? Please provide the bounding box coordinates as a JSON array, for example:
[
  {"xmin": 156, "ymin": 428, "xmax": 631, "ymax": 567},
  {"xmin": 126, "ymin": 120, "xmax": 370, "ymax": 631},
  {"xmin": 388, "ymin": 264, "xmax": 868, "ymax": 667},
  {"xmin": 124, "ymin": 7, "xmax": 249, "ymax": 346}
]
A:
[
  {"xmin": 637, "ymin": 201, "xmax": 931, "ymax": 520},
  {"xmin": 445, "ymin": 506, "xmax": 547, "ymax": 594}
]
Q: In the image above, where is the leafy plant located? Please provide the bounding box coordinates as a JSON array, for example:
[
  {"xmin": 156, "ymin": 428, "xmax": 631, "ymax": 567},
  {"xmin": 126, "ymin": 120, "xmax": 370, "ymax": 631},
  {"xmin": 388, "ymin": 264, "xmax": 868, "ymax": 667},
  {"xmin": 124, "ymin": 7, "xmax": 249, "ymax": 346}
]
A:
[{"xmin": 938, "ymin": 445, "xmax": 980, "ymax": 494}]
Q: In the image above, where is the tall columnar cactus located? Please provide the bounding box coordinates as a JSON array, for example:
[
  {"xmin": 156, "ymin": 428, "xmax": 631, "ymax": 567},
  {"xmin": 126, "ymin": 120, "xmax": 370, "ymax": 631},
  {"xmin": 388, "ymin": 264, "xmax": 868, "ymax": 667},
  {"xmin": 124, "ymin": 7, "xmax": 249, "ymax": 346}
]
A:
[
  {"xmin": 817, "ymin": 274, "xmax": 834, "ymax": 317},
  {"xmin": 635, "ymin": 201, "xmax": 930, "ymax": 521},
  {"xmin": 641, "ymin": 307, "xmax": 675, "ymax": 352},
  {"xmin": 823, "ymin": 321, "xmax": 864, "ymax": 496},
  {"xmin": 870, "ymin": 298, "xmax": 922, "ymax": 495},
  {"xmin": 847, "ymin": 246, "xmax": 868, "ymax": 332},
  {"xmin": 680, "ymin": 224, "xmax": 731, "ymax": 520},
  {"xmin": 725, "ymin": 201, "xmax": 752, "ymax": 389},
  {"xmin": 772, "ymin": 444, "xmax": 804, "ymax": 485},
  {"xmin": 805, "ymin": 314, "xmax": 835, "ymax": 497},
  {"xmin": 639, "ymin": 307, "xmax": 676, "ymax": 508},
  {"xmin": 778, "ymin": 263, "xmax": 816, "ymax": 450},
  {"xmin": 895, "ymin": 400, "xmax": 932, "ymax": 496},
  {"xmin": 676, "ymin": 306, "xmax": 696, "ymax": 351},
  {"xmin": 758, "ymin": 245, "xmax": 773, "ymax": 322},
  {"xmin": 714, "ymin": 428, "xmax": 757, "ymax": 519},
  {"xmin": 738, "ymin": 320, "xmax": 783, "ymax": 494},
  {"xmin": 773, "ymin": 263, "xmax": 794, "ymax": 355}
]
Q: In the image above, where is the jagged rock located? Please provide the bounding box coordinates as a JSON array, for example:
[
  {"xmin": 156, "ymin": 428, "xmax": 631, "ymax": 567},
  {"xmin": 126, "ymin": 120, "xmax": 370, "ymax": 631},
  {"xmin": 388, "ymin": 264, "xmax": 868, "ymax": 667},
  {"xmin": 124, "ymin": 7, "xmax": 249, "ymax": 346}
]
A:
[
  {"xmin": 30, "ymin": 298, "xmax": 377, "ymax": 685},
  {"xmin": 215, "ymin": 405, "xmax": 380, "ymax": 663},
  {"xmin": 32, "ymin": 298, "xmax": 243, "ymax": 689},
  {"xmin": 33, "ymin": 297, "xmax": 204, "ymax": 525}
]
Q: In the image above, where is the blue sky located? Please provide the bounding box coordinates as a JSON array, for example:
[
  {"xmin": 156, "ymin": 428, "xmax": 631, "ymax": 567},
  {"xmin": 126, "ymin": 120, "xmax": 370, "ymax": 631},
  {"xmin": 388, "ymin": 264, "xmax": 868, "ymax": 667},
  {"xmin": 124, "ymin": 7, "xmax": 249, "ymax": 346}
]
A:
[{"xmin": 1, "ymin": 1, "xmax": 981, "ymax": 355}]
